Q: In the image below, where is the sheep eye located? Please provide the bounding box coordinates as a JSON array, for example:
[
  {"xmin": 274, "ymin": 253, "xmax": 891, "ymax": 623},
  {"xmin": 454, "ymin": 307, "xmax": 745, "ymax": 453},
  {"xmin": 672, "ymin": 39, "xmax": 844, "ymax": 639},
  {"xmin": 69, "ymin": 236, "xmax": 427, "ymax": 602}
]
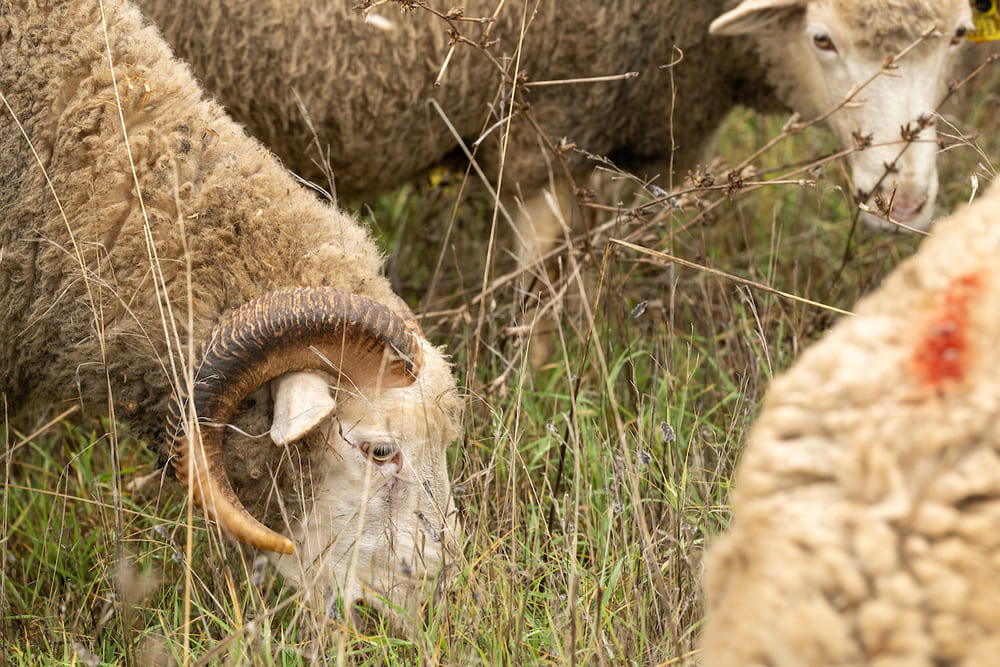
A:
[
  {"xmin": 951, "ymin": 25, "xmax": 972, "ymax": 46},
  {"xmin": 360, "ymin": 441, "xmax": 399, "ymax": 464},
  {"xmin": 812, "ymin": 33, "xmax": 836, "ymax": 52}
]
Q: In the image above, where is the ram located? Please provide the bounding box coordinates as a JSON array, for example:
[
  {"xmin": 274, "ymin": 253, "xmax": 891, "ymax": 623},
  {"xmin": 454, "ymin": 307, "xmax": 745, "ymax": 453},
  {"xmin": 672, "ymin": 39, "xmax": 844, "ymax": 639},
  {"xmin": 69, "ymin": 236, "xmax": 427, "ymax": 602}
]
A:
[
  {"xmin": 701, "ymin": 178, "xmax": 1000, "ymax": 664},
  {"xmin": 0, "ymin": 0, "xmax": 461, "ymax": 611},
  {"xmin": 139, "ymin": 0, "xmax": 975, "ymax": 239}
]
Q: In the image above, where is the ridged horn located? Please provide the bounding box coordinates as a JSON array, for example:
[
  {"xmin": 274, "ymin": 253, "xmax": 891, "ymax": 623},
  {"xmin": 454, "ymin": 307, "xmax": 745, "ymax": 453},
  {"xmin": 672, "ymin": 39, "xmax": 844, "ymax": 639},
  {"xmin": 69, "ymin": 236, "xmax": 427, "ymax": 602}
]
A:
[{"xmin": 167, "ymin": 287, "xmax": 424, "ymax": 554}]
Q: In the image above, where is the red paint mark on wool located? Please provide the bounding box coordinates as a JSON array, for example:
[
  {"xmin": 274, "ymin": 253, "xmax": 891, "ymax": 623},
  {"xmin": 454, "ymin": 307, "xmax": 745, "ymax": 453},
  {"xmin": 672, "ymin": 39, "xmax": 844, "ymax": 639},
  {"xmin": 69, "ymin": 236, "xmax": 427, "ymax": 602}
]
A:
[{"xmin": 909, "ymin": 272, "xmax": 983, "ymax": 390}]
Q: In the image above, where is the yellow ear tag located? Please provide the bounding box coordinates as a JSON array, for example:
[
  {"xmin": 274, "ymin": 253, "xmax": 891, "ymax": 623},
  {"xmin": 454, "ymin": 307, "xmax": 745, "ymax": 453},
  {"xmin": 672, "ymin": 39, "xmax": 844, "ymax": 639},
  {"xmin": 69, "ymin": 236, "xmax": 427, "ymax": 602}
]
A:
[{"xmin": 970, "ymin": 0, "xmax": 1000, "ymax": 43}]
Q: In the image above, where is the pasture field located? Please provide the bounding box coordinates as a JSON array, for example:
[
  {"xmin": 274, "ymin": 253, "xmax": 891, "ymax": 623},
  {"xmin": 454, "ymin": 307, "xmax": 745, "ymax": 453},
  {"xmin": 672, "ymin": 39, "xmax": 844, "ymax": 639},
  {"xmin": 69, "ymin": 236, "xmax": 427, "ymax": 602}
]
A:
[{"xmin": 2, "ymin": 15, "xmax": 998, "ymax": 666}]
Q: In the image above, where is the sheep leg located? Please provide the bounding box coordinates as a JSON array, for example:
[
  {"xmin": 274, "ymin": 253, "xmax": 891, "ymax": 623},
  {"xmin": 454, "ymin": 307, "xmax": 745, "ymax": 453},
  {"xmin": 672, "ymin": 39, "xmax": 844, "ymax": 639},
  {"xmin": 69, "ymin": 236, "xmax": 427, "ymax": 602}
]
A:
[{"xmin": 511, "ymin": 179, "xmax": 578, "ymax": 366}]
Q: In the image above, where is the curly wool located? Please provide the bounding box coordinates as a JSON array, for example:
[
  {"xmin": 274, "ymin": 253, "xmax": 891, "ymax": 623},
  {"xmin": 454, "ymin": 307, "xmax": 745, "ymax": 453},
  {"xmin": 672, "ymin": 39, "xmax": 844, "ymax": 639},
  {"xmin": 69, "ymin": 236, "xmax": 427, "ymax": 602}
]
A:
[
  {"xmin": 0, "ymin": 0, "xmax": 458, "ymax": 526},
  {"xmin": 136, "ymin": 0, "xmax": 770, "ymax": 198},
  {"xmin": 701, "ymin": 180, "xmax": 1000, "ymax": 665}
]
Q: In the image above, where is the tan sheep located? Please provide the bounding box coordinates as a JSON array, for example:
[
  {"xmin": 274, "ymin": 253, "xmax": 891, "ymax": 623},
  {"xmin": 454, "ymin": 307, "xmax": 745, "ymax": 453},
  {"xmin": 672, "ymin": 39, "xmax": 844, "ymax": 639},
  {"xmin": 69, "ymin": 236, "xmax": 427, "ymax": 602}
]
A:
[
  {"xmin": 701, "ymin": 178, "xmax": 1000, "ymax": 664},
  {"xmin": 0, "ymin": 0, "xmax": 460, "ymax": 612},
  {"xmin": 138, "ymin": 0, "xmax": 975, "ymax": 235}
]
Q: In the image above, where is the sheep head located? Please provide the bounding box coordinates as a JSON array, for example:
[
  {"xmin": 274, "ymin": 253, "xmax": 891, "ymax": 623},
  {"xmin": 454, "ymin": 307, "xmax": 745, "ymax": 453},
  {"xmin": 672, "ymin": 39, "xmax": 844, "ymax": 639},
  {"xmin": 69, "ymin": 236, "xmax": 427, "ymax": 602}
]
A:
[
  {"xmin": 168, "ymin": 287, "xmax": 460, "ymax": 609},
  {"xmin": 711, "ymin": 0, "xmax": 974, "ymax": 232}
]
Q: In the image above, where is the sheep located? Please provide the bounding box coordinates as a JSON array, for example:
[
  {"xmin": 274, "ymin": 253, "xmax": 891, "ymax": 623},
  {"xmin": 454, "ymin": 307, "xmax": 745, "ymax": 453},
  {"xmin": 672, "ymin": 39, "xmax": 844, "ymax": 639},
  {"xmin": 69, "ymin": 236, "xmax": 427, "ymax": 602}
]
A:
[
  {"xmin": 700, "ymin": 178, "xmax": 1000, "ymax": 665},
  {"xmin": 0, "ymin": 0, "xmax": 461, "ymax": 612},
  {"xmin": 136, "ymin": 0, "xmax": 976, "ymax": 239}
]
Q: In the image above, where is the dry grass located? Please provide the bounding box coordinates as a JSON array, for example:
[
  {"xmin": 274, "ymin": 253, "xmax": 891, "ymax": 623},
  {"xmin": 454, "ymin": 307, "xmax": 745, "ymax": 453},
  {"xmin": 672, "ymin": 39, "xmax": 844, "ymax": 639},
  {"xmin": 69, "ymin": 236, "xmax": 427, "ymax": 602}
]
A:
[{"xmin": 3, "ymin": 5, "xmax": 1000, "ymax": 665}]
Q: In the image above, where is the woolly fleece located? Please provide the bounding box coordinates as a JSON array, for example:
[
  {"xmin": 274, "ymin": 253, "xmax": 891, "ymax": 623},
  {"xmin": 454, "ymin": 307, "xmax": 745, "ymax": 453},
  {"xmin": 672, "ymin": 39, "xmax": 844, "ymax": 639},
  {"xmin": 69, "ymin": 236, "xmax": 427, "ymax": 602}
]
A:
[
  {"xmin": 136, "ymin": 0, "xmax": 773, "ymax": 198},
  {"xmin": 701, "ymin": 179, "xmax": 1000, "ymax": 665}
]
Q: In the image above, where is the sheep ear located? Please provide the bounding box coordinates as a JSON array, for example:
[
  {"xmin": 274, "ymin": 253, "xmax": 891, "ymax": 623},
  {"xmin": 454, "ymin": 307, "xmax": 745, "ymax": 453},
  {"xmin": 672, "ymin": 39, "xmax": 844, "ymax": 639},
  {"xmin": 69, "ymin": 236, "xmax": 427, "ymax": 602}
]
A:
[
  {"xmin": 709, "ymin": 0, "xmax": 805, "ymax": 36},
  {"xmin": 269, "ymin": 371, "xmax": 336, "ymax": 446}
]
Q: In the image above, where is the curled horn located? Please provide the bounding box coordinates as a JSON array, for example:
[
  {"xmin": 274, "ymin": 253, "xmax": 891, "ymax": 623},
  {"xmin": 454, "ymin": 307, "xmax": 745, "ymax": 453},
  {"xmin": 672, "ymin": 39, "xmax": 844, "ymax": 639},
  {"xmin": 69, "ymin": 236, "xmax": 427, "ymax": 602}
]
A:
[{"xmin": 167, "ymin": 287, "xmax": 424, "ymax": 554}]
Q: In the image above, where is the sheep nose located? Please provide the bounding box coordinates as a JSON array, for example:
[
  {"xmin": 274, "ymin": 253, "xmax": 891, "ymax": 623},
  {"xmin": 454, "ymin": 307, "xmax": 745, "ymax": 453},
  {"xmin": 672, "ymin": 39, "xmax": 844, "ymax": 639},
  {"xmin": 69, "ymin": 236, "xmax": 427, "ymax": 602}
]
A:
[
  {"xmin": 886, "ymin": 194, "xmax": 928, "ymax": 224},
  {"xmin": 868, "ymin": 187, "xmax": 928, "ymax": 225}
]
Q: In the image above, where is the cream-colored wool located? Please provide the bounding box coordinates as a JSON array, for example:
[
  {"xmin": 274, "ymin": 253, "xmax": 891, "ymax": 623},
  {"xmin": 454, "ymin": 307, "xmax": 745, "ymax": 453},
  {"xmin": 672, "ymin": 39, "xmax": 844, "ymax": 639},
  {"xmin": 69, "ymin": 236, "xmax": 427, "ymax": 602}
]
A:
[
  {"xmin": 701, "ymin": 179, "xmax": 1000, "ymax": 665},
  {"xmin": 0, "ymin": 0, "xmax": 461, "ymax": 609},
  {"xmin": 139, "ymin": 0, "xmax": 738, "ymax": 198},
  {"xmin": 138, "ymin": 0, "xmax": 973, "ymax": 231}
]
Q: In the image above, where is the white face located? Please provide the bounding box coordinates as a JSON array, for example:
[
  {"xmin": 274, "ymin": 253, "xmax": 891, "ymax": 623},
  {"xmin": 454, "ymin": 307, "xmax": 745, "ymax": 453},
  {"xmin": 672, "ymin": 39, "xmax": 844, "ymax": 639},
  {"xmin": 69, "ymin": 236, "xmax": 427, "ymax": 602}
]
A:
[
  {"xmin": 796, "ymin": 3, "xmax": 972, "ymax": 231},
  {"xmin": 270, "ymin": 343, "xmax": 461, "ymax": 615},
  {"xmin": 712, "ymin": 0, "xmax": 974, "ymax": 232}
]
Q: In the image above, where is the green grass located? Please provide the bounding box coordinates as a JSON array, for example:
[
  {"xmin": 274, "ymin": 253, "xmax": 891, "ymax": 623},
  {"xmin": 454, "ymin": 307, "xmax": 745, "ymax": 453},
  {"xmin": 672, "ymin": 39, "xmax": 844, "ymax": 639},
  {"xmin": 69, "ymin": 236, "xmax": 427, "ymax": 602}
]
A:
[{"xmin": 4, "ymin": 43, "xmax": 999, "ymax": 667}]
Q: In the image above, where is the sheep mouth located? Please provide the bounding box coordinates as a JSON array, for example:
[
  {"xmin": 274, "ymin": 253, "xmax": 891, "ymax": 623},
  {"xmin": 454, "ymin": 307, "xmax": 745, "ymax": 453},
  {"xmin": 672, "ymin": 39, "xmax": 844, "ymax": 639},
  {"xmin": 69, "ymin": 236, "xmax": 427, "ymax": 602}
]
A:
[
  {"xmin": 888, "ymin": 196, "xmax": 928, "ymax": 224},
  {"xmin": 859, "ymin": 190, "xmax": 932, "ymax": 232}
]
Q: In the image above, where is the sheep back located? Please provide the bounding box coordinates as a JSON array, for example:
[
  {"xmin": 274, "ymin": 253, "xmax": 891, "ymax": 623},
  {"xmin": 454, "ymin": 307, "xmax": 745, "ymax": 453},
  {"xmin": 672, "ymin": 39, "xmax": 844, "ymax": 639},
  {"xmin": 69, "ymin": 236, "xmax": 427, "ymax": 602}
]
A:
[
  {"xmin": 136, "ymin": 0, "xmax": 759, "ymax": 198},
  {"xmin": 701, "ymin": 181, "xmax": 1000, "ymax": 665}
]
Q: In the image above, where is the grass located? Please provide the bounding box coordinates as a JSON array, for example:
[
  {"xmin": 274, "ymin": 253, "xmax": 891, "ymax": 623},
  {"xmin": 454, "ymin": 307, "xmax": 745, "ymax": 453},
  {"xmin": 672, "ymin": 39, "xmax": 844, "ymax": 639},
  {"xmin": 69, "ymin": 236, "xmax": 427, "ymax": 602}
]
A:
[{"xmin": 3, "ymin": 23, "xmax": 1000, "ymax": 667}]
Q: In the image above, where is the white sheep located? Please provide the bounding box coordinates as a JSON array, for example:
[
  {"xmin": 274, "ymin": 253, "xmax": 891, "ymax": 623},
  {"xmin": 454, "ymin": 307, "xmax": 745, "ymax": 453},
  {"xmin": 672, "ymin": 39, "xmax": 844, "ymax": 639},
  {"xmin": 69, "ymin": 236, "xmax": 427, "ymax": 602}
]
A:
[
  {"xmin": 701, "ymin": 178, "xmax": 1000, "ymax": 664},
  {"xmin": 137, "ymin": 0, "xmax": 976, "ymax": 236},
  {"xmin": 0, "ymin": 0, "xmax": 461, "ymax": 612}
]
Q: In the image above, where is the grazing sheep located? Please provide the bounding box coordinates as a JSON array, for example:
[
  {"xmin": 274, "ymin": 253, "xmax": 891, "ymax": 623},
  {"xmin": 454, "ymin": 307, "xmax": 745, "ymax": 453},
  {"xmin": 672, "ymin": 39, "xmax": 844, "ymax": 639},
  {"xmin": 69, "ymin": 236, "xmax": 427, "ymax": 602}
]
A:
[
  {"xmin": 0, "ymin": 0, "xmax": 461, "ymax": 611},
  {"xmin": 700, "ymin": 178, "xmax": 1000, "ymax": 665},
  {"xmin": 138, "ymin": 0, "xmax": 975, "ymax": 235}
]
